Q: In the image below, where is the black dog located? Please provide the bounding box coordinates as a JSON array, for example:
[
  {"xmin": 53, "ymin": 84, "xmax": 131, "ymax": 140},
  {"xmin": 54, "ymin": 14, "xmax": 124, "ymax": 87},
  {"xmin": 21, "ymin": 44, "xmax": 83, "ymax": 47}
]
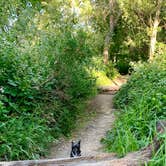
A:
[{"xmin": 70, "ymin": 140, "xmax": 81, "ymax": 157}]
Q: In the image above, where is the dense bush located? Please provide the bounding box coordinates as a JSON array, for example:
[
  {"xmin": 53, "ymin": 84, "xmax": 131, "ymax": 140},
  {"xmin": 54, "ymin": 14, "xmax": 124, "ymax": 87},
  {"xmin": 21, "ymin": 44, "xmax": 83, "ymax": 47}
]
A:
[
  {"xmin": 102, "ymin": 54, "xmax": 166, "ymax": 165},
  {"xmin": 0, "ymin": 25, "xmax": 97, "ymax": 160}
]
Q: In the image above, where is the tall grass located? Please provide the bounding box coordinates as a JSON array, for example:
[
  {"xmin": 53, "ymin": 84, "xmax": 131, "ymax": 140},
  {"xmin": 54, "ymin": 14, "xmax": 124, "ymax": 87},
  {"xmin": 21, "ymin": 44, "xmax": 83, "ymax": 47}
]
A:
[{"xmin": 102, "ymin": 54, "xmax": 166, "ymax": 165}]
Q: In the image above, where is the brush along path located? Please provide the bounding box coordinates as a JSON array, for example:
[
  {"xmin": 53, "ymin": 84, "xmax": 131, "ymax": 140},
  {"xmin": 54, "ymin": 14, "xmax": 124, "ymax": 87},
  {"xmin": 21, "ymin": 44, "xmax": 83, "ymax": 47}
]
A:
[
  {"xmin": 1, "ymin": 76, "xmax": 165, "ymax": 165},
  {"xmin": 48, "ymin": 76, "xmax": 127, "ymax": 158}
]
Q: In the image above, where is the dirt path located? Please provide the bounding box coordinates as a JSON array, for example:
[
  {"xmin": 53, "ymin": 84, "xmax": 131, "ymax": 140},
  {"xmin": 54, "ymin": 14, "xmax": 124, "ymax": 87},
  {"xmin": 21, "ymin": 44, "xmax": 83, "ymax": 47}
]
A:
[
  {"xmin": 48, "ymin": 94, "xmax": 115, "ymax": 158},
  {"xmin": 48, "ymin": 76, "xmax": 127, "ymax": 159},
  {"xmin": 2, "ymin": 75, "xmax": 163, "ymax": 165}
]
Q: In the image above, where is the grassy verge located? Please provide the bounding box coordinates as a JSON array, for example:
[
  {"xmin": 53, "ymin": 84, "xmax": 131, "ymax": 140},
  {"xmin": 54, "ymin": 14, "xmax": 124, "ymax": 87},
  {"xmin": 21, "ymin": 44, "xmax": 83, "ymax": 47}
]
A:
[{"xmin": 102, "ymin": 54, "xmax": 166, "ymax": 166}]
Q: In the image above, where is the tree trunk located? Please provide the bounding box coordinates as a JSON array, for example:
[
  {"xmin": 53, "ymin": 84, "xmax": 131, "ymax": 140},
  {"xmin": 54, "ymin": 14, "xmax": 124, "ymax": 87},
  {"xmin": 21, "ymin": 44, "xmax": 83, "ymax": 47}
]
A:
[
  {"xmin": 149, "ymin": 0, "xmax": 162, "ymax": 61},
  {"xmin": 103, "ymin": 0, "xmax": 119, "ymax": 64},
  {"xmin": 103, "ymin": 32, "xmax": 111, "ymax": 64},
  {"xmin": 149, "ymin": 20, "xmax": 159, "ymax": 61}
]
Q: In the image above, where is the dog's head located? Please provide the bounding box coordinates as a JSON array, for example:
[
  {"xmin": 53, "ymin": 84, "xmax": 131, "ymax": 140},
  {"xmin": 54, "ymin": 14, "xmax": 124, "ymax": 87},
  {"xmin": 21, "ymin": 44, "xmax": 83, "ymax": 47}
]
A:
[{"xmin": 70, "ymin": 140, "xmax": 81, "ymax": 157}]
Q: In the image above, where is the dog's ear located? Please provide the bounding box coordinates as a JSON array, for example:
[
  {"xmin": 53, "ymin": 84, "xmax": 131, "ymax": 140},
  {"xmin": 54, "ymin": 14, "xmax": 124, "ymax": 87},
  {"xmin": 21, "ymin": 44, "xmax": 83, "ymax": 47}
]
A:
[
  {"xmin": 78, "ymin": 140, "xmax": 81, "ymax": 145},
  {"xmin": 71, "ymin": 141, "xmax": 73, "ymax": 147}
]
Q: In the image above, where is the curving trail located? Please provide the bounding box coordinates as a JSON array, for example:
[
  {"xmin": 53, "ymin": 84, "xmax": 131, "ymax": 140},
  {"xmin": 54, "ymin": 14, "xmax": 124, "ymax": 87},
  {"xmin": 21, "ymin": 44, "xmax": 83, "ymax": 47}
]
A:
[
  {"xmin": 1, "ymin": 76, "xmax": 162, "ymax": 165},
  {"xmin": 48, "ymin": 76, "xmax": 127, "ymax": 159}
]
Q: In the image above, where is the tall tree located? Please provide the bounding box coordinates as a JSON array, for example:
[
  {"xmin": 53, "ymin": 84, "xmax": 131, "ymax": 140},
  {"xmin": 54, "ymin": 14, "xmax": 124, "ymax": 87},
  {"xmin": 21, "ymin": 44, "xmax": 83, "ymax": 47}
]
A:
[
  {"xmin": 149, "ymin": 0, "xmax": 163, "ymax": 60},
  {"xmin": 103, "ymin": 0, "xmax": 120, "ymax": 64},
  {"xmin": 91, "ymin": 0, "xmax": 120, "ymax": 64},
  {"xmin": 128, "ymin": 0, "xmax": 165, "ymax": 60}
]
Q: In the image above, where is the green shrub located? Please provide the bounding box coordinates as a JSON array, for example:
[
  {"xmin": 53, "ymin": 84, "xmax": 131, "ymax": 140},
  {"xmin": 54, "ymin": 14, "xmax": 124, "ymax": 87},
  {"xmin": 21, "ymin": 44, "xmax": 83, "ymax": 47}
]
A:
[
  {"xmin": 0, "ymin": 27, "xmax": 97, "ymax": 160},
  {"xmin": 104, "ymin": 62, "xmax": 119, "ymax": 79},
  {"xmin": 102, "ymin": 54, "xmax": 166, "ymax": 165},
  {"xmin": 0, "ymin": 115, "xmax": 53, "ymax": 160},
  {"xmin": 116, "ymin": 59, "xmax": 130, "ymax": 75},
  {"xmin": 90, "ymin": 57, "xmax": 119, "ymax": 86}
]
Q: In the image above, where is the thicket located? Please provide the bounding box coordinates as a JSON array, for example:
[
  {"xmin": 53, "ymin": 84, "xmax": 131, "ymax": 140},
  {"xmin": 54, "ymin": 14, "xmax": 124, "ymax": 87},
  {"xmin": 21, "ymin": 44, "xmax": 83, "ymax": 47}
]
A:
[
  {"xmin": 102, "ymin": 54, "xmax": 166, "ymax": 165},
  {"xmin": 0, "ymin": 1, "xmax": 100, "ymax": 160},
  {"xmin": 0, "ymin": 31, "xmax": 97, "ymax": 161}
]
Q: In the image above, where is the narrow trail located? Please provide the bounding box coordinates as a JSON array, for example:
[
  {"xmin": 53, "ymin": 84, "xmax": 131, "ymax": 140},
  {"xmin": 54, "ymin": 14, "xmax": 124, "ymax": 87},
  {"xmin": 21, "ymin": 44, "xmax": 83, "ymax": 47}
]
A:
[
  {"xmin": 49, "ymin": 94, "xmax": 115, "ymax": 158},
  {"xmin": 48, "ymin": 76, "xmax": 127, "ymax": 159},
  {"xmin": 1, "ymin": 75, "xmax": 164, "ymax": 165}
]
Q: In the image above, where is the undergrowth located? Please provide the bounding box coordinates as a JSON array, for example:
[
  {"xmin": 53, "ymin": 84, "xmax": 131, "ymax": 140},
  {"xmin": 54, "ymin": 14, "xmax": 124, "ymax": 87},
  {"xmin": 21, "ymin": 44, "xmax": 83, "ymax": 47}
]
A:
[
  {"xmin": 0, "ymin": 26, "xmax": 98, "ymax": 160},
  {"xmin": 91, "ymin": 57, "xmax": 119, "ymax": 86},
  {"xmin": 0, "ymin": 13, "xmax": 117, "ymax": 160},
  {"xmin": 102, "ymin": 54, "xmax": 166, "ymax": 166}
]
